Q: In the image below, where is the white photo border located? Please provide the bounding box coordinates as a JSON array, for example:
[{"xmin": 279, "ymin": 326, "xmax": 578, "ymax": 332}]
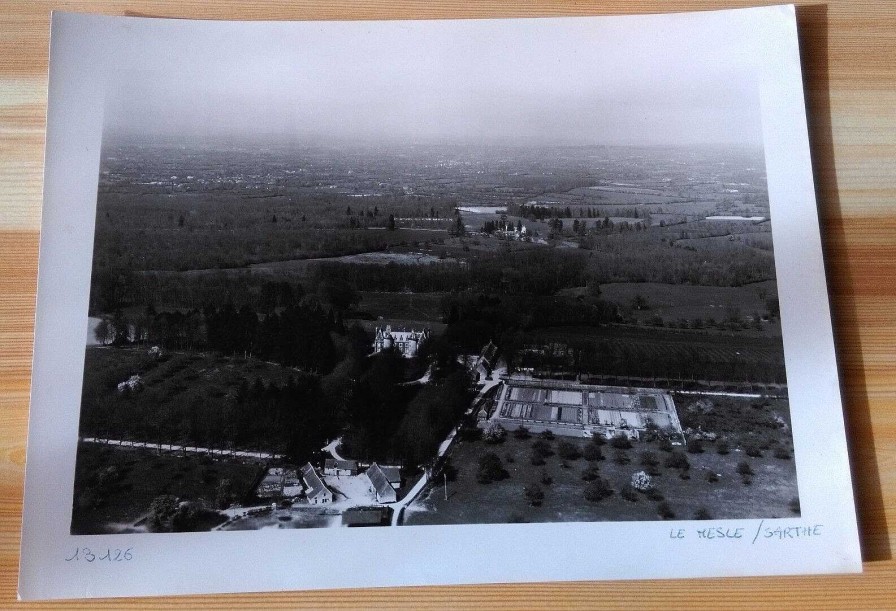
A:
[{"xmin": 19, "ymin": 5, "xmax": 861, "ymax": 600}]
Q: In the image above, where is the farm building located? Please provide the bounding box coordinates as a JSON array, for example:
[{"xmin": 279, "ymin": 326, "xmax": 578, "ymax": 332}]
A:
[
  {"xmin": 364, "ymin": 463, "xmax": 398, "ymax": 503},
  {"xmin": 372, "ymin": 325, "xmax": 430, "ymax": 358},
  {"xmin": 488, "ymin": 377, "xmax": 682, "ymax": 440},
  {"xmin": 255, "ymin": 467, "xmax": 302, "ymax": 499},
  {"xmin": 300, "ymin": 463, "xmax": 333, "ymax": 505},
  {"xmin": 342, "ymin": 506, "xmax": 393, "ymax": 527},
  {"xmin": 323, "ymin": 458, "xmax": 358, "ymax": 476}
]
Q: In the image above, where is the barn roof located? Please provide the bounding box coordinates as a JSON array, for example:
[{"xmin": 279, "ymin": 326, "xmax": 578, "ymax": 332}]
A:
[
  {"xmin": 300, "ymin": 463, "xmax": 331, "ymax": 499},
  {"xmin": 365, "ymin": 463, "xmax": 394, "ymax": 498}
]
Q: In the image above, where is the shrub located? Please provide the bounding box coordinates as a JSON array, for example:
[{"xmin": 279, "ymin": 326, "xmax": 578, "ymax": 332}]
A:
[
  {"xmin": 590, "ymin": 435, "xmax": 606, "ymax": 447},
  {"xmin": 658, "ymin": 438, "xmax": 674, "ymax": 452},
  {"xmin": 610, "ymin": 434, "xmax": 632, "ymax": 449},
  {"xmin": 477, "ymin": 452, "xmax": 508, "ymax": 484},
  {"xmin": 744, "ymin": 445, "xmax": 763, "ymax": 458},
  {"xmin": 541, "ymin": 471, "xmax": 553, "ymax": 486},
  {"xmin": 694, "ymin": 507, "xmax": 712, "ymax": 520},
  {"xmin": 639, "ymin": 451, "xmax": 659, "ymax": 467},
  {"xmin": 583, "ymin": 443, "xmax": 604, "ymax": 461},
  {"xmin": 513, "ymin": 426, "xmax": 531, "ymax": 440},
  {"xmin": 504, "ymin": 452, "xmax": 514, "ymax": 464},
  {"xmin": 539, "ymin": 430, "xmax": 555, "ymax": 440},
  {"xmin": 620, "ymin": 485, "xmax": 639, "ymax": 502},
  {"xmin": 774, "ymin": 446, "xmax": 792, "ymax": 460},
  {"xmin": 613, "ymin": 450, "xmax": 631, "ymax": 465},
  {"xmin": 529, "ymin": 450, "xmax": 546, "ymax": 466},
  {"xmin": 645, "ymin": 488, "xmax": 665, "ymax": 501},
  {"xmin": 584, "ymin": 477, "xmax": 614, "ymax": 503},
  {"xmin": 524, "ymin": 484, "xmax": 545, "ymax": 507},
  {"xmin": 657, "ymin": 501, "xmax": 676, "ymax": 520},
  {"xmin": 686, "ymin": 438, "xmax": 704, "ymax": 454},
  {"xmin": 736, "ymin": 461, "xmax": 754, "ymax": 476},
  {"xmin": 706, "ymin": 471, "xmax": 719, "ymax": 483},
  {"xmin": 741, "ymin": 475, "xmax": 753, "ymax": 486},
  {"xmin": 483, "ymin": 421, "xmax": 507, "ymax": 444},
  {"xmin": 532, "ymin": 439, "xmax": 554, "ymax": 458},
  {"xmin": 631, "ymin": 470, "xmax": 652, "ymax": 491},
  {"xmin": 664, "ymin": 451, "xmax": 690, "ymax": 471},
  {"xmin": 557, "ymin": 440, "xmax": 581, "ymax": 461},
  {"xmin": 581, "ymin": 465, "xmax": 601, "ymax": 481},
  {"xmin": 716, "ymin": 440, "xmax": 730, "ymax": 455}
]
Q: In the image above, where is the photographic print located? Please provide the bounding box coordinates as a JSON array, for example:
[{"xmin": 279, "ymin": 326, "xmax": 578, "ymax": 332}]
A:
[
  {"xmin": 20, "ymin": 7, "xmax": 861, "ymax": 599},
  {"xmin": 71, "ymin": 12, "xmax": 796, "ymax": 535}
]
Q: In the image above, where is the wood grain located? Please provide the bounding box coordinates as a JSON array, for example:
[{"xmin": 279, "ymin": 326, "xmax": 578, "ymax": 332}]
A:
[{"xmin": 1, "ymin": 1, "xmax": 894, "ymax": 607}]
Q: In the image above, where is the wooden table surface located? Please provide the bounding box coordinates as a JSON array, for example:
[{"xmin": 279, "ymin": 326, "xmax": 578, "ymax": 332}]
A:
[{"xmin": 1, "ymin": 1, "xmax": 894, "ymax": 607}]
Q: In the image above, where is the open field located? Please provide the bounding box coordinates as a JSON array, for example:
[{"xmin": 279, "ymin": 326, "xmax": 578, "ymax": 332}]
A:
[
  {"xmin": 594, "ymin": 281, "xmax": 779, "ymax": 326},
  {"xmin": 405, "ymin": 431, "xmax": 798, "ymax": 526},
  {"xmin": 71, "ymin": 443, "xmax": 263, "ymax": 534},
  {"xmin": 356, "ymin": 291, "xmax": 447, "ymax": 323}
]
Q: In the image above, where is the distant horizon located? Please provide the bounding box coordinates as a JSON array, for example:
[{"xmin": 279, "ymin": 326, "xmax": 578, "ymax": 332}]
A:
[{"xmin": 100, "ymin": 14, "xmax": 765, "ymax": 149}]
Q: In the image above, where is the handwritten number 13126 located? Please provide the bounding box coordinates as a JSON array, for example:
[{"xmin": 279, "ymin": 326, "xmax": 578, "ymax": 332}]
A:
[{"xmin": 65, "ymin": 547, "xmax": 133, "ymax": 562}]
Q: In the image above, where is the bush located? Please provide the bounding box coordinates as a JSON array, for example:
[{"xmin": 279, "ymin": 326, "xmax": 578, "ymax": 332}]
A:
[
  {"xmin": 620, "ymin": 485, "xmax": 639, "ymax": 502},
  {"xmin": 774, "ymin": 446, "xmax": 792, "ymax": 460},
  {"xmin": 657, "ymin": 501, "xmax": 676, "ymax": 520},
  {"xmin": 610, "ymin": 434, "xmax": 632, "ymax": 449},
  {"xmin": 686, "ymin": 438, "xmax": 704, "ymax": 454},
  {"xmin": 539, "ymin": 430, "xmax": 555, "ymax": 440},
  {"xmin": 477, "ymin": 452, "xmax": 508, "ymax": 484},
  {"xmin": 504, "ymin": 452, "xmax": 514, "ymax": 464},
  {"xmin": 529, "ymin": 450, "xmax": 546, "ymax": 466},
  {"xmin": 639, "ymin": 451, "xmax": 659, "ymax": 467},
  {"xmin": 583, "ymin": 443, "xmax": 604, "ymax": 461},
  {"xmin": 694, "ymin": 507, "xmax": 712, "ymax": 520},
  {"xmin": 581, "ymin": 465, "xmax": 601, "ymax": 481},
  {"xmin": 590, "ymin": 435, "xmax": 606, "ymax": 447},
  {"xmin": 664, "ymin": 451, "xmax": 690, "ymax": 471},
  {"xmin": 658, "ymin": 438, "xmax": 674, "ymax": 452},
  {"xmin": 483, "ymin": 421, "xmax": 507, "ymax": 444},
  {"xmin": 630, "ymin": 470, "xmax": 652, "ymax": 491},
  {"xmin": 531, "ymin": 439, "xmax": 554, "ymax": 458},
  {"xmin": 524, "ymin": 484, "xmax": 545, "ymax": 507},
  {"xmin": 583, "ymin": 477, "xmax": 614, "ymax": 503},
  {"xmin": 541, "ymin": 470, "xmax": 553, "ymax": 486},
  {"xmin": 513, "ymin": 426, "xmax": 531, "ymax": 440},
  {"xmin": 736, "ymin": 461, "xmax": 754, "ymax": 476},
  {"xmin": 716, "ymin": 440, "xmax": 730, "ymax": 455},
  {"xmin": 557, "ymin": 440, "xmax": 581, "ymax": 461},
  {"xmin": 744, "ymin": 445, "xmax": 763, "ymax": 458},
  {"xmin": 645, "ymin": 488, "xmax": 665, "ymax": 501},
  {"xmin": 705, "ymin": 471, "xmax": 719, "ymax": 483},
  {"xmin": 613, "ymin": 450, "xmax": 631, "ymax": 465}
]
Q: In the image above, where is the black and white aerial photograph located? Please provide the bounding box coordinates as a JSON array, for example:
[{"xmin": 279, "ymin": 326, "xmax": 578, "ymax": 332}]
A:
[{"xmin": 71, "ymin": 15, "xmax": 799, "ymax": 535}]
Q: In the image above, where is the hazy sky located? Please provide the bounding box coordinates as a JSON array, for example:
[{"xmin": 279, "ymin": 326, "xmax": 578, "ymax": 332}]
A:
[{"xmin": 102, "ymin": 11, "xmax": 765, "ymax": 147}]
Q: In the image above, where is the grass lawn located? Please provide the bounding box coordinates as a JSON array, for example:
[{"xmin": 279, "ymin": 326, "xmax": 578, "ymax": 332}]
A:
[
  {"xmin": 404, "ymin": 433, "xmax": 798, "ymax": 526},
  {"xmin": 71, "ymin": 443, "xmax": 264, "ymax": 534}
]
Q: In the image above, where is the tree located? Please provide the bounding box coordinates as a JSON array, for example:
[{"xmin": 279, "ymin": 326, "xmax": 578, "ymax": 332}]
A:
[
  {"xmin": 483, "ymin": 421, "xmax": 506, "ymax": 444},
  {"xmin": 147, "ymin": 495, "xmax": 179, "ymax": 532},
  {"xmin": 583, "ymin": 477, "xmax": 614, "ymax": 502},
  {"xmin": 664, "ymin": 451, "xmax": 690, "ymax": 471},
  {"xmin": 524, "ymin": 483, "xmax": 545, "ymax": 506},
  {"xmin": 610, "ymin": 434, "xmax": 632, "ymax": 449},
  {"xmin": 477, "ymin": 452, "xmax": 507, "ymax": 484},
  {"xmin": 556, "ymin": 440, "xmax": 581, "ymax": 460}
]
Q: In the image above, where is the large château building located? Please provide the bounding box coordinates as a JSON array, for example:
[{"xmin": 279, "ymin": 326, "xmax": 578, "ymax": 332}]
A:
[{"xmin": 372, "ymin": 325, "xmax": 430, "ymax": 358}]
